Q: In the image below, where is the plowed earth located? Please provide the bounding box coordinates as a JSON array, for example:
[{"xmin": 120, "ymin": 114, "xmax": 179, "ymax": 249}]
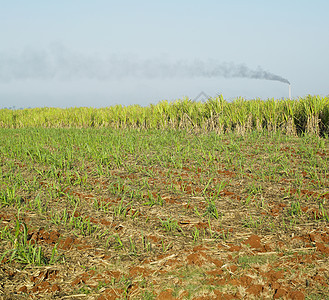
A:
[{"xmin": 0, "ymin": 128, "xmax": 328, "ymax": 299}]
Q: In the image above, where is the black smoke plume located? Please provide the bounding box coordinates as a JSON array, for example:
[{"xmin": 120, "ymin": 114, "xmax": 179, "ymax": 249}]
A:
[{"xmin": 0, "ymin": 47, "xmax": 289, "ymax": 84}]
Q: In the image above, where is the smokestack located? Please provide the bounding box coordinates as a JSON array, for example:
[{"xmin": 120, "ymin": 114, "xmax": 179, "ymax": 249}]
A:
[{"xmin": 289, "ymin": 84, "xmax": 291, "ymax": 99}]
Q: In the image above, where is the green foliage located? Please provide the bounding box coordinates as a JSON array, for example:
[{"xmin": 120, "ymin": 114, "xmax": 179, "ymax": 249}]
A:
[
  {"xmin": 1, "ymin": 96, "xmax": 328, "ymax": 135},
  {"xmin": 159, "ymin": 217, "xmax": 183, "ymax": 233},
  {"xmin": 0, "ymin": 220, "xmax": 61, "ymax": 266},
  {"xmin": 203, "ymin": 201, "xmax": 219, "ymax": 219}
]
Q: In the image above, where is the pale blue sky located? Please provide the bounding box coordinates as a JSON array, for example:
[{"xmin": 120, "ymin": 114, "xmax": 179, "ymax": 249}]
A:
[{"xmin": 0, "ymin": 0, "xmax": 328, "ymax": 108}]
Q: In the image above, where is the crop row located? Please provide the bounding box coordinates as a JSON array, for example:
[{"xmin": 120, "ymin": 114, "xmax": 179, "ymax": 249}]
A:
[
  {"xmin": 1, "ymin": 127, "xmax": 329, "ymax": 298},
  {"xmin": 1, "ymin": 95, "xmax": 329, "ymax": 135}
]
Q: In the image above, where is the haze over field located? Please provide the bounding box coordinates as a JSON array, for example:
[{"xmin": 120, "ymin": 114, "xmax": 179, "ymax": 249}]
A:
[{"xmin": 0, "ymin": 1, "xmax": 328, "ymax": 108}]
